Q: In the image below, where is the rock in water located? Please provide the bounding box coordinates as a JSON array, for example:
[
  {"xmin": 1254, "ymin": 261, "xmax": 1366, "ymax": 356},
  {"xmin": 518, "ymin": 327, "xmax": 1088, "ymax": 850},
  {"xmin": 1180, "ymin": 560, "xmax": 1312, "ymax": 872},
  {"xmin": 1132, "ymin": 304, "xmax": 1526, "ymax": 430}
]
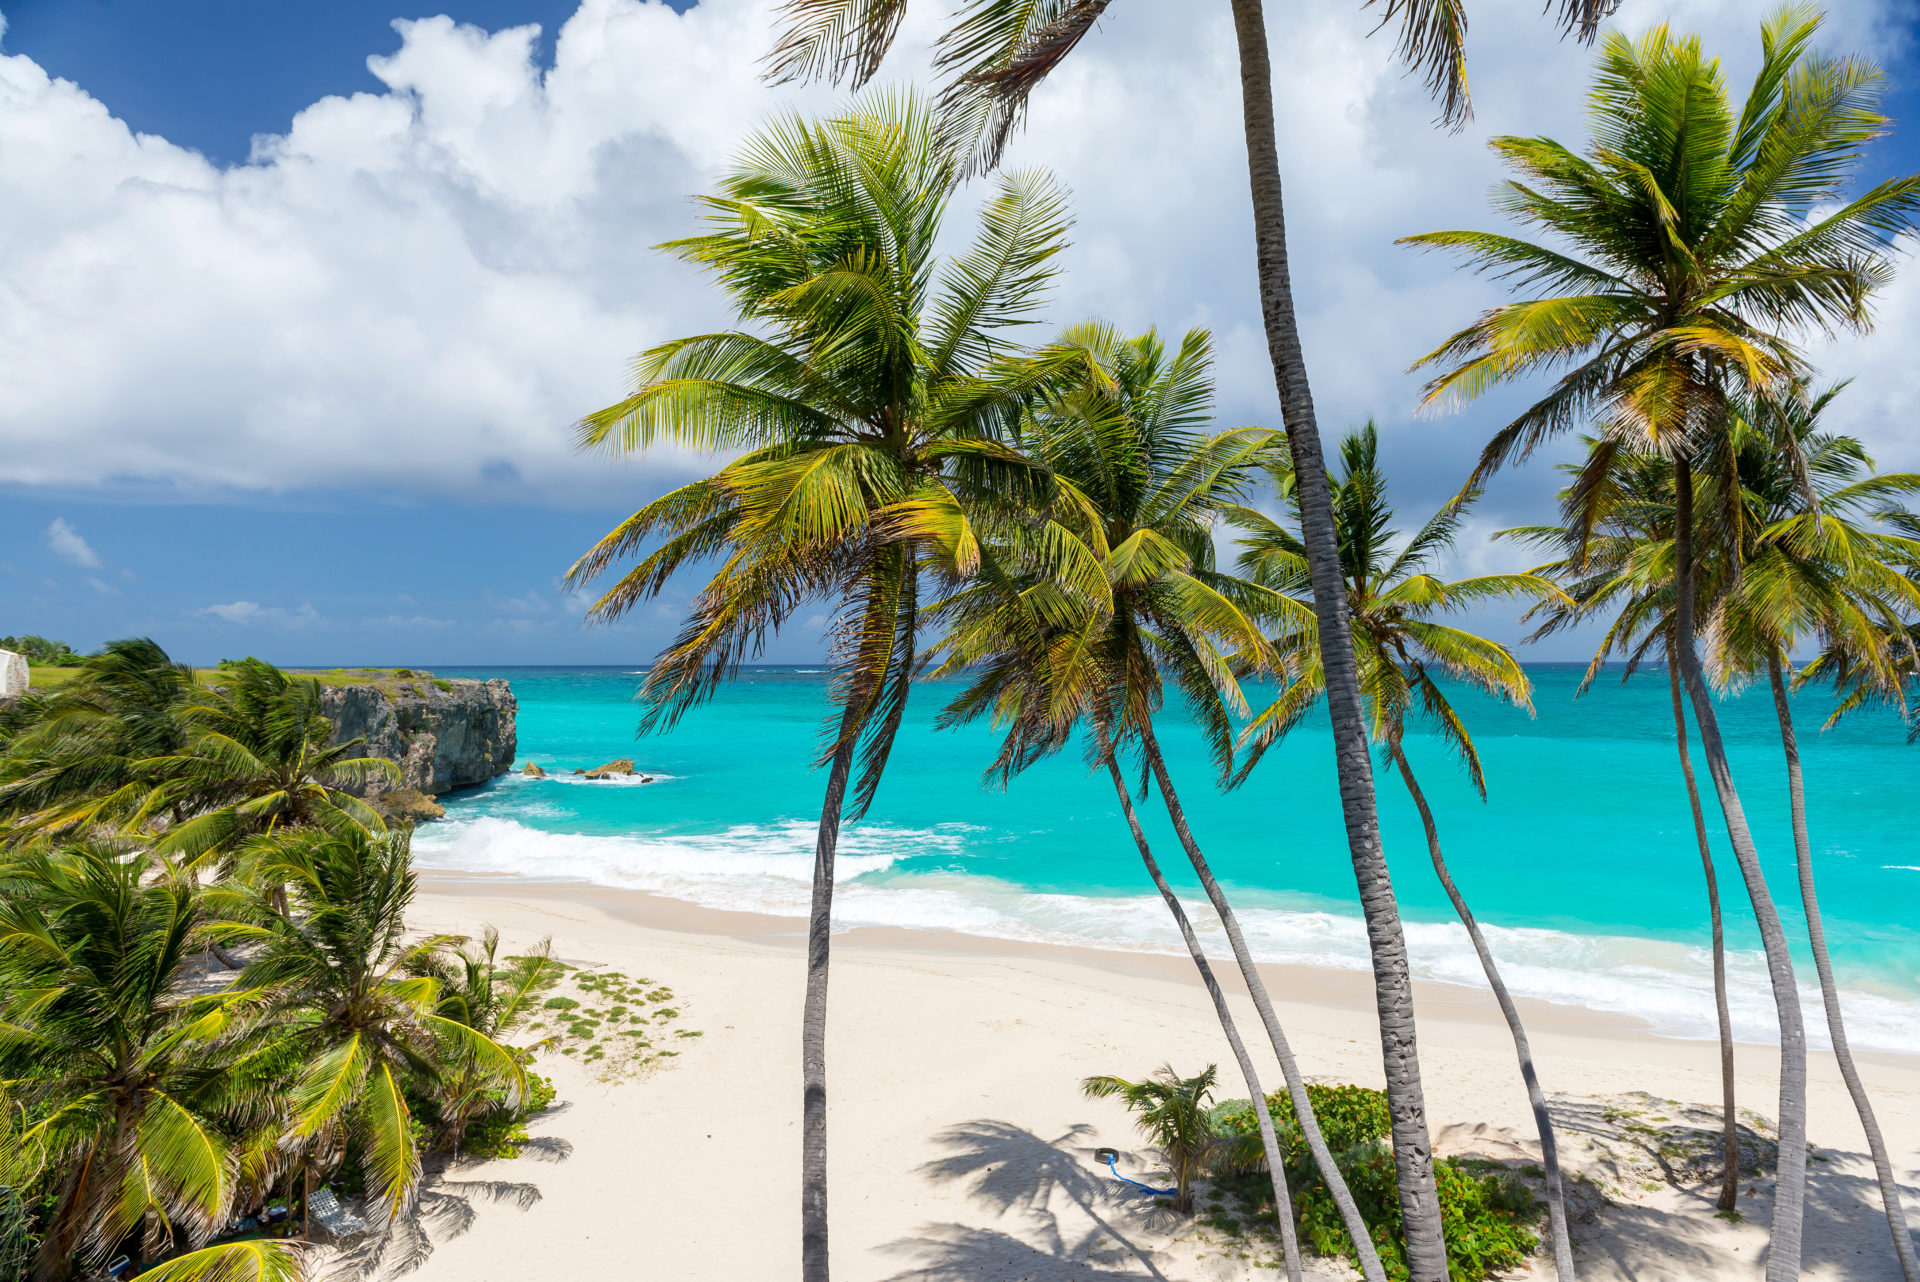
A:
[
  {"xmin": 320, "ymin": 677, "xmax": 516, "ymax": 797},
  {"xmin": 521, "ymin": 762, "xmax": 547, "ymax": 778},
  {"xmin": 583, "ymin": 758, "xmax": 637, "ymax": 779},
  {"xmin": 371, "ymin": 789, "xmax": 447, "ymax": 823}
]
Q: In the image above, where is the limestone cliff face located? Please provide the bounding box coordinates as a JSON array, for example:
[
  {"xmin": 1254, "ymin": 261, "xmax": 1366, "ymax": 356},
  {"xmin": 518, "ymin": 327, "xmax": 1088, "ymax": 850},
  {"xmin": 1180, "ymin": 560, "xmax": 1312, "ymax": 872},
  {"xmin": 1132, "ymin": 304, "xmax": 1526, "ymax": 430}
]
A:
[{"xmin": 320, "ymin": 677, "xmax": 517, "ymax": 797}]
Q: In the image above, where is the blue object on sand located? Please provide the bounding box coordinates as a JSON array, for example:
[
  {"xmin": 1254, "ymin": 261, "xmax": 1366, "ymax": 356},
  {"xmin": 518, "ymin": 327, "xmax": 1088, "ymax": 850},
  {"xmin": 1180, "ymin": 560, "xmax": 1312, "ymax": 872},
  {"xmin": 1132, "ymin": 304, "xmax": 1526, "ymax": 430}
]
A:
[{"xmin": 1093, "ymin": 1147, "xmax": 1176, "ymax": 1196}]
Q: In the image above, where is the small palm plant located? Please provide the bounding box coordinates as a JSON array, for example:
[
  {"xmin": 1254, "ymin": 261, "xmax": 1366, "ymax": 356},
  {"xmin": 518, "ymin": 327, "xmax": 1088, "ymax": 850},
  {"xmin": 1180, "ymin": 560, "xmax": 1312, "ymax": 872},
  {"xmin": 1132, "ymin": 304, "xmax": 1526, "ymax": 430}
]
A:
[
  {"xmin": 1083, "ymin": 1065, "xmax": 1229, "ymax": 1216},
  {"xmin": 412, "ymin": 927, "xmax": 560, "ymax": 1152}
]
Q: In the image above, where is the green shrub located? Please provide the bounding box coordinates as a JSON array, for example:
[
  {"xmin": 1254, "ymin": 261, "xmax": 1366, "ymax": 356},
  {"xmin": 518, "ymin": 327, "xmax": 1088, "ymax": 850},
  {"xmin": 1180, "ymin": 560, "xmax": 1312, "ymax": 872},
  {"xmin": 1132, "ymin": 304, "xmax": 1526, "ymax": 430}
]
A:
[
  {"xmin": 1210, "ymin": 1084, "xmax": 1537, "ymax": 1282},
  {"xmin": 433, "ymin": 678, "xmax": 454, "ymax": 692},
  {"xmin": 542, "ymin": 997, "xmax": 578, "ymax": 1011}
]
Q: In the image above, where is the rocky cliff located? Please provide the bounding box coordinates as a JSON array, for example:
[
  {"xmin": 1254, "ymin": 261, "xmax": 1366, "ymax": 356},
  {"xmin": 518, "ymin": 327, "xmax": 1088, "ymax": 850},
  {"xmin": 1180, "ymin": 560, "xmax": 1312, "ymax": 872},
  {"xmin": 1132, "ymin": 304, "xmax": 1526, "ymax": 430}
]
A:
[{"xmin": 319, "ymin": 675, "xmax": 517, "ymax": 797}]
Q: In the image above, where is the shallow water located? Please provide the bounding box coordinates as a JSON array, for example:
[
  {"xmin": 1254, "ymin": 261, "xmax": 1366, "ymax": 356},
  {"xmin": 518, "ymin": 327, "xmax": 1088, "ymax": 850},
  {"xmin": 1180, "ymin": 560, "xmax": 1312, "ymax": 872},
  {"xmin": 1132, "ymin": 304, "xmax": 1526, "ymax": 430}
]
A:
[{"xmin": 420, "ymin": 665, "xmax": 1920, "ymax": 1054}]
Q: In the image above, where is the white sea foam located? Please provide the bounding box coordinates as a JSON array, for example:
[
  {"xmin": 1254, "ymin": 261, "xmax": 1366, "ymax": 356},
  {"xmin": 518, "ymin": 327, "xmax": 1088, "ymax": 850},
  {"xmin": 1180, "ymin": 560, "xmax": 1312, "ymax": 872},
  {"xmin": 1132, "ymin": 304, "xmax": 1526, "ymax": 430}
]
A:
[
  {"xmin": 1885, "ymin": 865, "xmax": 1920, "ymax": 872},
  {"xmin": 412, "ymin": 816, "xmax": 1920, "ymax": 1056}
]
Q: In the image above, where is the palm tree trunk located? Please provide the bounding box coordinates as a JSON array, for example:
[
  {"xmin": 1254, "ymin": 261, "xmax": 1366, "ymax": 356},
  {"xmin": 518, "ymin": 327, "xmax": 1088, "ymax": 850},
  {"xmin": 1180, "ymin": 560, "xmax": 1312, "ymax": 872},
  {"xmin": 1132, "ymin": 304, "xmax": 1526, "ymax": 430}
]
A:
[
  {"xmin": 1101, "ymin": 748, "xmax": 1303, "ymax": 1282},
  {"xmin": 1766, "ymin": 652, "xmax": 1920, "ymax": 1282},
  {"xmin": 1137, "ymin": 720, "xmax": 1390, "ymax": 1282},
  {"xmin": 1389, "ymin": 746, "xmax": 1575, "ymax": 1280},
  {"xmin": 1223, "ymin": 4, "xmax": 1446, "ymax": 1273},
  {"xmin": 1672, "ymin": 460, "xmax": 1806, "ymax": 1280},
  {"xmin": 800, "ymin": 702, "xmax": 863, "ymax": 1282},
  {"xmin": 1668, "ymin": 646, "xmax": 1742, "ymax": 1213}
]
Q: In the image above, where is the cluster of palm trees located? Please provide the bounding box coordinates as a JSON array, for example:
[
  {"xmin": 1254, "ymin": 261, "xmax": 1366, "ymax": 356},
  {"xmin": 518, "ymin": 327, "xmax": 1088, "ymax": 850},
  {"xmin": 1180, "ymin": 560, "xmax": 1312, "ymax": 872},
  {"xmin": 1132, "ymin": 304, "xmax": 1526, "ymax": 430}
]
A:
[
  {"xmin": 0, "ymin": 643, "xmax": 556, "ymax": 1281},
  {"xmin": 569, "ymin": 4, "xmax": 1920, "ymax": 1280}
]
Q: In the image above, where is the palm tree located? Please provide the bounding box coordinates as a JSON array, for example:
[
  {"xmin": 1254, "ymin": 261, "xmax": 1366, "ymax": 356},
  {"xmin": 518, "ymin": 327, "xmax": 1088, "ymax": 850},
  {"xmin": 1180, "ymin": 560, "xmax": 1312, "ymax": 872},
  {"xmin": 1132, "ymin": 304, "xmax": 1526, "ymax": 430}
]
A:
[
  {"xmin": 1083, "ymin": 1064, "xmax": 1230, "ymax": 1215},
  {"xmin": 760, "ymin": 5, "xmax": 1633, "ymax": 1271},
  {"xmin": 1711, "ymin": 386, "xmax": 1920, "ymax": 1281},
  {"xmin": 1403, "ymin": 12, "xmax": 1920, "ymax": 1272},
  {"xmin": 1499, "ymin": 445, "xmax": 1746, "ymax": 1214},
  {"xmin": 0, "ymin": 843, "xmax": 238, "ymax": 1278},
  {"xmin": 0, "ymin": 638, "xmax": 196, "ymax": 839},
  {"xmin": 224, "ymin": 826, "xmax": 524, "ymax": 1230},
  {"xmin": 1225, "ymin": 423, "xmax": 1578, "ymax": 1279},
  {"xmin": 562, "ymin": 95, "xmax": 1073, "ymax": 1281},
  {"xmin": 934, "ymin": 324, "xmax": 1380, "ymax": 1282},
  {"xmin": 412, "ymin": 927, "xmax": 560, "ymax": 1153},
  {"xmin": 140, "ymin": 660, "xmax": 395, "ymax": 867}
]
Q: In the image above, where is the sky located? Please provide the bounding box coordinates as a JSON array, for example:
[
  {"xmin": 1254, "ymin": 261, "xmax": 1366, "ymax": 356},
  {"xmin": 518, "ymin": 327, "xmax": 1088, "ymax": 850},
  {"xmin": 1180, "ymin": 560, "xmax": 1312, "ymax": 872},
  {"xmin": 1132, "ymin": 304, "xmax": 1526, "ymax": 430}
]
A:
[{"xmin": 2, "ymin": 0, "xmax": 1919, "ymax": 667}]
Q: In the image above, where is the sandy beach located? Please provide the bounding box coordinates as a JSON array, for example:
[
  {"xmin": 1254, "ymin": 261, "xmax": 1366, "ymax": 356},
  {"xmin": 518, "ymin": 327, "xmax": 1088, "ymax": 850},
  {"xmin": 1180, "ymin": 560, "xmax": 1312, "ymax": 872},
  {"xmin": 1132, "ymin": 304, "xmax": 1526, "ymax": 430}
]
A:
[{"xmin": 327, "ymin": 870, "xmax": 1920, "ymax": 1281}]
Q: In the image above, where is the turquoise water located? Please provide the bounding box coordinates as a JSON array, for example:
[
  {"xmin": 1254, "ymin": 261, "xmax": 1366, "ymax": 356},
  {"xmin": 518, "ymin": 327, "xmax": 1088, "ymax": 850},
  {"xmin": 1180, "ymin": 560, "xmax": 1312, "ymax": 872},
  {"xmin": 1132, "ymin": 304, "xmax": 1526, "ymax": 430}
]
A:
[{"xmin": 419, "ymin": 665, "xmax": 1920, "ymax": 1053}]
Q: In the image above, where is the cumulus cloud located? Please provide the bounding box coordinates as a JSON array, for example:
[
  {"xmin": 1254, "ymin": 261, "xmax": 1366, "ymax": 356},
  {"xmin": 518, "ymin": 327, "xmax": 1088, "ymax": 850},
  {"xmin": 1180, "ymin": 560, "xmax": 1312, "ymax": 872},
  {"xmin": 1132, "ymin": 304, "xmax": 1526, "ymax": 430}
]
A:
[
  {"xmin": 45, "ymin": 517, "xmax": 100, "ymax": 567},
  {"xmin": 0, "ymin": 0, "xmax": 1912, "ymax": 528}
]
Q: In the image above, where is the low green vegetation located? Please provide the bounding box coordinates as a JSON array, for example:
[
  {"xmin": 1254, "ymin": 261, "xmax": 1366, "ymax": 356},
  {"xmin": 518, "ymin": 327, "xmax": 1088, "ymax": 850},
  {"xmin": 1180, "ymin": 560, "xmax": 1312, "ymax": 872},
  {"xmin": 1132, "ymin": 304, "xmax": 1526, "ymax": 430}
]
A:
[
  {"xmin": 1094, "ymin": 1073, "xmax": 1542, "ymax": 1282},
  {"xmin": 527, "ymin": 966, "xmax": 695, "ymax": 1075}
]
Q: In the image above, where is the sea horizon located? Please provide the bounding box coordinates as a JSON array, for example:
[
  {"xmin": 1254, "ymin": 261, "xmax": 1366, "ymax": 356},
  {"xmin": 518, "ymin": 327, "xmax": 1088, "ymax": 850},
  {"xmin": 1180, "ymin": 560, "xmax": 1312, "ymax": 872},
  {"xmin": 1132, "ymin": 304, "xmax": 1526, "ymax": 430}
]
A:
[{"xmin": 411, "ymin": 664, "xmax": 1920, "ymax": 1057}]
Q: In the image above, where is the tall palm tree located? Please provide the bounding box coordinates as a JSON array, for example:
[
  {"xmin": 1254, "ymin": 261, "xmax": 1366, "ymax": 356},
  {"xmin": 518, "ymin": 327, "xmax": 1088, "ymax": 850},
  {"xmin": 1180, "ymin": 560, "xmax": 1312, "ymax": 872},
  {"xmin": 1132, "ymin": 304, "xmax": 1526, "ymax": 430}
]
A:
[
  {"xmin": 1499, "ymin": 445, "xmax": 1746, "ymax": 1213},
  {"xmin": 1225, "ymin": 423, "xmax": 1578, "ymax": 1279},
  {"xmin": 563, "ymin": 95, "xmax": 1074, "ymax": 1281},
  {"xmin": 222, "ymin": 827, "xmax": 524, "ymax": 1230},
  {"xmin": 0, "ymin": 843, "xmax": 239, "ymax": 1279},
  {"xmin": 1711, "ymin": 387, "xmax": 1920, "ymax": 1281},
  {"xmin": 1403, "ymin": 12, "xmax": 1920, "ymax": 1272},
  {"xmin": 0, "ymin": 638, "xmax": 197, "ymax": 839},
  {"xmin": 760, "ymin": 5, "xmax": 1631, "ymax": 1270},
  {"xmin": 139, "ymin": 661, "xmax": 394, "ymax": 867},
  {"xmin": 934, "ymin": 324, "xmax": 1382, "ymax": 1282}
]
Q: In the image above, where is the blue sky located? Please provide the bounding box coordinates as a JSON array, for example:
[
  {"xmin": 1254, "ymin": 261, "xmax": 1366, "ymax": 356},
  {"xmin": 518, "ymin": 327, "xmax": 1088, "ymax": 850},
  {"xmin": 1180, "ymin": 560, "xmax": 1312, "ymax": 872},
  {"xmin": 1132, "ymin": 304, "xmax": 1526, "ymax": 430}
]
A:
[{"xmin": 3, "ymin": 0, "xmax": 1919, "ymax": 667}]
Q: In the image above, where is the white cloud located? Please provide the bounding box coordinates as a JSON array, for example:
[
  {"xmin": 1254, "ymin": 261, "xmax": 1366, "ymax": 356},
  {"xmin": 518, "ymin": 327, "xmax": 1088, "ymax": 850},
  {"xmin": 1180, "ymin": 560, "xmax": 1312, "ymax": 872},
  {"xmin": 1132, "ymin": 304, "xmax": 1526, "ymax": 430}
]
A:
[
  {"xmin": 45, "ymin": 517, "xmax": 100, "ymax": 567},
  {"xmin": 0, "ymin": 0, "xmax": 1911, "ymax": 528},
  {"xmin": 199, "ymin": 601, "xmax": 322, "ymax": 627}
]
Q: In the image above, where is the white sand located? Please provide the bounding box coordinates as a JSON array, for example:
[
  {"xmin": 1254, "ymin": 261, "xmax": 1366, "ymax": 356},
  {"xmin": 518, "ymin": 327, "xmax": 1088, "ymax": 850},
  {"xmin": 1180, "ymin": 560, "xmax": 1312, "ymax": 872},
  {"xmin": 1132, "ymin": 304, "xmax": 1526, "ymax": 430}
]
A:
[{"xmin": 328, "ymin": 872, "xmax": 1920, "ymax": 1281}]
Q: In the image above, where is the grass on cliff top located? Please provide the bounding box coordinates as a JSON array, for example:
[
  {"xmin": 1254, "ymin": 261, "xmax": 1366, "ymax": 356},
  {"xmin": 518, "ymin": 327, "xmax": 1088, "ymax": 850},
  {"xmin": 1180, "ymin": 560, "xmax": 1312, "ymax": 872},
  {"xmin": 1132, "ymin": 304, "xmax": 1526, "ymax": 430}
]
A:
[{"xmin": 28, "ymin": 664, "xmax": 462, "ymax": 694}]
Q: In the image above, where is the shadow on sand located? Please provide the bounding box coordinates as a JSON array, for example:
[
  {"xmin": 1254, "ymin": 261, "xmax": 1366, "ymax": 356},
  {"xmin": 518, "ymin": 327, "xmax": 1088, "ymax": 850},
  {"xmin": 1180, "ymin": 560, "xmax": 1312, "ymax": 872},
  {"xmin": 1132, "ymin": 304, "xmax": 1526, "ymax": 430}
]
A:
[
  {"xmin": 879, "ymin": 1120, "xmax": 1178, "ymax": 1281},
  {"xmin": 323, "ymin": 1134, "xmax": 575, "ymax": 1279}
]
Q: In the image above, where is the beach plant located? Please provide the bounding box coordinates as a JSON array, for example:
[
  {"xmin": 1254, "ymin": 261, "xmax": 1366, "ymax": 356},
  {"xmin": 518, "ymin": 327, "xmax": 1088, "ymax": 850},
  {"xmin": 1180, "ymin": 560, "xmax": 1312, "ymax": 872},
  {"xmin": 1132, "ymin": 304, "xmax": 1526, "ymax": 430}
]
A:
[
  {"xmin": 1402, "ymin": 9, "xmax": 1920, "ymax": 1274},
  {"xmin": 933, "ymin": 323, "xmax": 1382, "ymax": 1281},
  {"xmin": 0, "ymin": 842, "xmax": 240, "ymax": 1279},
  {"xmin": 138, "ymin": 659, "xmax": 396, "ymax": 869},
  {"xmin": 223, "ymin": 826, "xmax": 524, "ymax": 1229},
  {"xmin": 763, "ymin": 3, "xmax": 1629, "ymax": 1273},
  {"xmin": 564, "ymin": 94, "xmax": 1076, "ymax": 1276},
  {"xmin": 1224, "ymin": 422, "xmax": 1579, "ymax": 1276},
  {"xmin": 1083, "ymin": 1064, "xmax": 1231, "ymax": 1215},
  {"xmin": 1213, "ymin": 1085, "xmax": 1539, "ymax": 1282},
  {"xmin": 410, "ymin": 927, "xmax": 561, "ymax": 1152}
]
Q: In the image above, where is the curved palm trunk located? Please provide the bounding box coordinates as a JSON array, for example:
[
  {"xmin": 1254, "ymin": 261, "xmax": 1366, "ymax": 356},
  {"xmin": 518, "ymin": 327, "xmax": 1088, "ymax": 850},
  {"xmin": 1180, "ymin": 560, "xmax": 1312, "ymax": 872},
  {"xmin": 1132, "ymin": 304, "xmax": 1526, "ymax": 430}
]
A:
[
  {"xmin": 1137, "ymin": 721, "xmax": 1390, "ymax": 1282},
  {"xmin": 1389, "ymin": 747, "xmax": 1575, "ymax": 1280},
  {"xmin": 1224, "ymin": 4, "xmax": 1446, "ymax": 1273},
  {"xmin": 1668, "ymin": 652, "xmax": 1742, "ymax": 1213},
  {"xmin": 801, "ymin": 712, "xmax": 861, "ymax": 1282},
  {"xmin": 1673, "ymin": 462, "xmax": 1806, "ymax": 1280},
  {"xmin": 1766, "ymin": 653, "xmax": 1920, "ymax": 1282},
  {"xmin": 1101, "ymin": 749, "xmax": 1303, "ymax": 1282}
]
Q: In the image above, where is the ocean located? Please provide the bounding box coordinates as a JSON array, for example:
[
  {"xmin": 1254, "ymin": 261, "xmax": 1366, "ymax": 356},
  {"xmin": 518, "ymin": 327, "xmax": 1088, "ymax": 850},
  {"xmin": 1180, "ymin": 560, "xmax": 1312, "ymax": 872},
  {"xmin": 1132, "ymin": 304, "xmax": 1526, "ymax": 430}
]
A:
[{"xmin": 417, "ymin": 665, "xmax": 1920, "ymax": 1055}]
